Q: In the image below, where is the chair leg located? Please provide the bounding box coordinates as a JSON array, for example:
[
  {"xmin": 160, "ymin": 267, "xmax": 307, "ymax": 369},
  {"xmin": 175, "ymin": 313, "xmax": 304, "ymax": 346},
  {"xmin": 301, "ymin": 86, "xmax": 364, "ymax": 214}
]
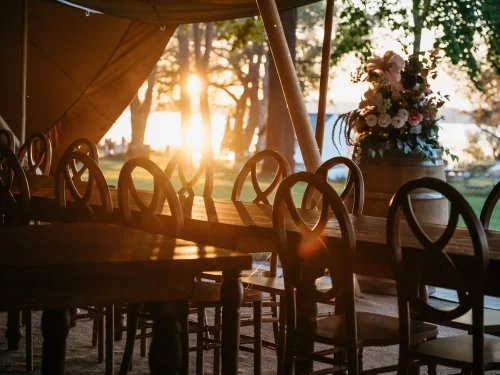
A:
[
  {"xmin": 253, "ymin": 301, "xmax": 262, "ymax": 375},
  {"xmin": 119, "ymin": 304, "xmax": 139, "ymax": 375},
  {"xmin": 213, "ymin": 306, "xmax": 222, "ymax": 375},
  {"xmin": 25, "ymin": 310, "xmax": 33, "ymax": 372},
  {"xmin": 196, "ymin": 308, "xmax": 205, "ymax": 375},
  {"xmin": 284, "ymin": 331, "xmax": 295, "ymax": 375},
  {"xmin": 358, "ymin": 348, "xmax": 363, "ymax": 371},
  {"xmin": 98, "ymin": 309, "xmax": 105, "ymax": 364},
  {"xmin": 92, "ymin": 316, "xmax": 98, "ymax": 347},
  {"xmin": 271, "ymin": 294, "xmax": 279, "ymax": 344},
  {"xmin": 140, "ymin": 325, "xmax": 147, "ymax": 357},
  {"xmin": 179, "ymin": 301, "xmax": 190, "ymax": 375},
  {"xmin": 106, "ymin": 305, "xmax": 115, "ymax": 375},
  {"xmin": 277, "ymin": 298, "xmax": 286, "ymax": 375},
  {"xmin": 346, "ymin": 345, "xmax": 359, "ymax": 375}
]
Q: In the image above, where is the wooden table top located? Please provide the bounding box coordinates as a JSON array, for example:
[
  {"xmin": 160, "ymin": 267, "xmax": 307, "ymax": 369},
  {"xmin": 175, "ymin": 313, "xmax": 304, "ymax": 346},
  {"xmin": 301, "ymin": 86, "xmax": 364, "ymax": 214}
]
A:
[
  {"xmin": 0, "ymin": 222, "xmax": 251, "ymax": 310},
  {"xmin": 24, "ymin": 183, "xmax": 500, "ymax": 294}
]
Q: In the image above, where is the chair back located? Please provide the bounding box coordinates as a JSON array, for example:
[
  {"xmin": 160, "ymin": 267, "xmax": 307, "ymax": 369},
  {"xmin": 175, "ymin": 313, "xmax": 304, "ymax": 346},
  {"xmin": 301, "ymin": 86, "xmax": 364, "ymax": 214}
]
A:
[
  {"xmin": 18, "ymin": 133, "xmax": 52, "ymax": 176},
  {"xmin": 165, "ymin": 150, "xmax": 214, "ymax": 198},
  {"xmin": 480, "ymin": 181, "xmax": 500, "ymax": 230},
  {"xmin": 0, "ymin": 129, "xmax": 15, "ymax": 153},
  {"xmin": 232, "ymin": 150, "xmax": 290, "ymax": 204},
  {"xmin": 64, "ymin": 138, "xmax": 99, "ymax": 185},
  {"xmin": 273, "ymin": 172, "xmax": 357, "ymax": 347},
  {"xmin": 387, "ymin": 177, "xmax": 488, "ymax": 369},
  {"xmin": 119, "ymin": 157, "xmax": 184, "ymax": 236},
  {"xmin": 302, "ymin": 156, "xmax": 364, "ymax": 216},
  {"xmin": 0, "ymin": 144, "xmax": 30, "ymax": 225},
  {"xmin": 55, "ymin": 149, "xmax": 112, "ymax": 222}
]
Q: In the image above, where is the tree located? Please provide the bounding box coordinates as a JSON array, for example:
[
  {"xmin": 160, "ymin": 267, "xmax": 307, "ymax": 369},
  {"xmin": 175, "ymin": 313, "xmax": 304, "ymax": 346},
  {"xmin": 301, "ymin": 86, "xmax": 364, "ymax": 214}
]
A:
[
  {"xmin": 331, "ymin": 0, "xmax": 500, "ymax": 89},
  {"xmin": 129, "ymin": 65, "xmax": 157, "ymax": 157},
  {"xmin": 467, "ymin": 71, "xmax": 500, "ymax": 160}
]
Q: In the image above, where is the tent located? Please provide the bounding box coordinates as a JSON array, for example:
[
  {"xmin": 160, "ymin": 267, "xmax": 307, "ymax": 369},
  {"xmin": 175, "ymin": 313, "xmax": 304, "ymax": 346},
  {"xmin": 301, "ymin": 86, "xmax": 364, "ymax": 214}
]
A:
[{"xmin": 1, "ymin": 0, "xmax": 330, "ymax": 172}]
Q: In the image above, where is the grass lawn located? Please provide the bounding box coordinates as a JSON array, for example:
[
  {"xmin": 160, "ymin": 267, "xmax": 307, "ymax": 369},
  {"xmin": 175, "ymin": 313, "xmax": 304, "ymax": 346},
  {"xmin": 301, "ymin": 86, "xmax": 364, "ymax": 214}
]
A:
[{"xmin": 98, "ymin": 152, "xmax": 499, "ymax": 231}]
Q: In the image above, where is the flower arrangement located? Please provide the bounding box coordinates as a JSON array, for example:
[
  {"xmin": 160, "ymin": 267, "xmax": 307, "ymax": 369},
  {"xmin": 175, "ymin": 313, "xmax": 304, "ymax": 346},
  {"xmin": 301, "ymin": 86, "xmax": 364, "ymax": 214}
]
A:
[{"xmin": 333, "ymin": 50, "xmax": 457, "ymax": 163}]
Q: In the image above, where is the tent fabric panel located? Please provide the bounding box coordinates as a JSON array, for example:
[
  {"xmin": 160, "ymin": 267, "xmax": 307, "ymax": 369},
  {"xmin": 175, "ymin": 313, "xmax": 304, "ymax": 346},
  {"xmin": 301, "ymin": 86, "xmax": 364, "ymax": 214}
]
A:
[
  {"xmin": 47, "ymin": 22, "xmax": 177, "ymax": 173},
  {"xmin": 50, "ymin": 0, "xmax": 321, "ymax": 23},
  {"xmin": 0, "ymin": 0, "xmax": 133, "ymax": 138}
]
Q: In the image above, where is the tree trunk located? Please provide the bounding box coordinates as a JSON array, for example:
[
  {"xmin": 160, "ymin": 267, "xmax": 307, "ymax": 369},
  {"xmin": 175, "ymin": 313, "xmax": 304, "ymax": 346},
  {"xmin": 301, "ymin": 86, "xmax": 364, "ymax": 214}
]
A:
[
  {"xmin": 129, "ymin": 64, "xmax": 158, "ymax": 156},
  {"xmin": 263, "ymin": 8, "xmax": 297, "ymax": 172},
  {"xmin": 178, "ymin": 27, "xmax": 191, "ymax": 145},
  {"xmin": 198, "ymin": 23, "xmax": 214, "ymax": 157},
  {"xmin": 242, "ymin": 46, "xmax": 263, "ymax": 153}
]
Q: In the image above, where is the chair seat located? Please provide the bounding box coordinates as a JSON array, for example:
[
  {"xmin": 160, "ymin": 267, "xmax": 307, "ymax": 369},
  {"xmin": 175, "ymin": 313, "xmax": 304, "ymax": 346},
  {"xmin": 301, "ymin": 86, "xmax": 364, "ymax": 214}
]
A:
[
  {"xmin": 412, "ymin": 335, "xmax": 500, "ymax": 370},
  {"xmin": 437, "ymin": 307, "xmax": 500, "ymax": 332},
  {"xmin": 202, "ymin": 268, "xmax": 269, "ymax": 282},
  {"xmin": 242, "ymin": 276, "xmax": 331, "ymax": 296},
  {"xmin": 190, "ymin": 281, "xmax": 262, "ymax": 307},
  {"xmin": 310, "ymin": 312, "xmax": 437, "ymax": 347}
]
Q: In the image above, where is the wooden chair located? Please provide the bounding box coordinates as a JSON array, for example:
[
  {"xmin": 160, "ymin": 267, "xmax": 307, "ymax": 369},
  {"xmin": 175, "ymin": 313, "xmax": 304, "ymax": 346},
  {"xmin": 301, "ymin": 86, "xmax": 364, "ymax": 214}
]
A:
[
  {"xmin": 0, "ymin": 144, "xmax": 33, "ymax": 371},
  {"xmin": 55, "ymin": 148, "xmax": 113, "ymax": 368},
  {"xmin": 0, "ymin": 129, "xmax": 16, "ymax": 153},
  {"xmin": 64, "ymin": 138, "xmax": 99, "ymax": 185},
  {"xmin": 418, "ymin": 180, "xmax": 500, "ymax": 338},
  {"xmin": 165, "ymin": 149, "xmax": 214, "ymax": 198},
  {"xmin": 388, "ymin": 177, "xmax": 500, "ymax": 374},
  {"xmin": 274, "ymin": 172, "xmax": 438, "ymax": 375},
  {"xmin": 18, "ymin": 133, "xmax": 52, "ymax": 176},
  {"xmin": 119, "ymin": 157, "xmax": 262, "ymax": 375}
]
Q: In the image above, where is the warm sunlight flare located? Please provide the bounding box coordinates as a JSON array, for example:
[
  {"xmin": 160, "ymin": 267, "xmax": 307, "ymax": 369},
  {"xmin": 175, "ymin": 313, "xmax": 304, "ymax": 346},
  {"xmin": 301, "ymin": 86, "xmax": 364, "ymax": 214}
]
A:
[{"xmin": 187, "ymin": 74, "xmax": 201, "ymax": 95}]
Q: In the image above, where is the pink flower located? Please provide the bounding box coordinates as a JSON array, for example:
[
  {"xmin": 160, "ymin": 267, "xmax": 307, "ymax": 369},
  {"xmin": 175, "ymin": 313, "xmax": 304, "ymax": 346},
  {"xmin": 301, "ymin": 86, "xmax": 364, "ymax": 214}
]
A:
[
  {"xmin": 424, "ymin": 84, "xmax": 431, "ymax": 94},
  {"xmin": 423, "ymin": 110, "xmax": 430, "ymax": 118},
  {"xmin": 408, "ymin": 109, "xmax": 423, "ymax": 126}
]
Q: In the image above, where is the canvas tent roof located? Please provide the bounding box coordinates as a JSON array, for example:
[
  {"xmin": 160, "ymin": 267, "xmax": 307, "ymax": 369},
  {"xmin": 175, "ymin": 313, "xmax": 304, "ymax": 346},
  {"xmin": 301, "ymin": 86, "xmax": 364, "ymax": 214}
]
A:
[
  {"xmin": 55, "ymin": 0, "xmax": 321, "ymax": 23},
  {"xmin": 1, "ymin": 0, "xmax": 322, "ymax": 172}
]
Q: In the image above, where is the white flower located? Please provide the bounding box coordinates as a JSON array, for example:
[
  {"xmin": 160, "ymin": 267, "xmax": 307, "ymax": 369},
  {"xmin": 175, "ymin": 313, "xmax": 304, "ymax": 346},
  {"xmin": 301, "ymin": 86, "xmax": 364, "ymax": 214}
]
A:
[
  {"xmin": 391, "ymin": 116, "xmax": 405, "ymax": 129},
  {"xmin": 410, "ymin": 124, "xmax": 423, "ymax": 134},
  {"xmin": 378, "ymin": 113, "xmax": 391, "ymax": 128},
  {"xmin": 387, "ymin": 52, "xmax": 405, "ymax": 74},
  {"xmin": 397, "ymin": 109, "xmax": 409, "ymax": 122},
  {"xmin": 359, "ymin": 92, "xmax": 383, "ymax": 109},
  {"xmin": 365, "ymin": 114, "xmax": 378, "ymax": 127}
]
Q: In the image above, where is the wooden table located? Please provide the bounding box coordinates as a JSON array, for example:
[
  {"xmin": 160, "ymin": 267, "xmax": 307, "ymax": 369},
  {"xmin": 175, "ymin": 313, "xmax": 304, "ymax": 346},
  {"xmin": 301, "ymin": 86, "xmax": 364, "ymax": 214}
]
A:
[
  {"xmin": 0, "ymin": 222, "xmax": 251, "ymax": 375},
  {"xmin": 27, "ymin": 188, "xmax": 500, "ymax": 295}
]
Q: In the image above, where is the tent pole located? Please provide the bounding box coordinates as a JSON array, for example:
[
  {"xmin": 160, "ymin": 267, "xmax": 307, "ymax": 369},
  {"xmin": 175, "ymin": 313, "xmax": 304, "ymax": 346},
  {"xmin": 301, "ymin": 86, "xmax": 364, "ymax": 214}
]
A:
[
  {"xmin": 20, "ymin": 0, "xmax": 28, "ymax": 145},
  {"xmin": 256, "ymin": 0, "xmax": 322, "ymax": 173},
  {"xmin": 316, "ymin": 0, "xmax": 335, "ymax": 155}
]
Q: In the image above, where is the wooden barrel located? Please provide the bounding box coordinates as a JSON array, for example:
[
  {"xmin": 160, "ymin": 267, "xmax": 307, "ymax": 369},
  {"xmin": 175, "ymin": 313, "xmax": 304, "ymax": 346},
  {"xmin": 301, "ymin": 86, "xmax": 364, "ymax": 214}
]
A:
[{"xmin": 346, "ymin": 150, "xmax": 448, "ymax": 295}]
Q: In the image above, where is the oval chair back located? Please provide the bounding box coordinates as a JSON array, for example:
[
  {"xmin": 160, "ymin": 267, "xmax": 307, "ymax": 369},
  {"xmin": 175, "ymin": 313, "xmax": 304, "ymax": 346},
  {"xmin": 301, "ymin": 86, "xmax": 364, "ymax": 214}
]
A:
[
  {"xmin": 64, "ymin": 138, "xmax": 99, "ymax": 185},
  {"xmin": 55, "ymin": 149, "xmax": 112, "ymax": 223},
  {"xmin": 18, "ymin": 133, "xmax": 52, "ymax": 176},
  {"xmin": 302, "ymin": 156, "xmax": 364, "ymax": 216},
  {"xmin": 119, "ymin": 157, "xmax": 184, "ymax": 236},
  {"xmin": 0, "ymin": 129, "xmax": 16, "ymax": 153},
  {"xmin": 165, "ymin": 150, "xmax": 214, "ymax": 199},
  {"xmin": 0, "ymin": 144, "xmax": 30, "ymax": 225},
  {"xmin": 480, "ymin": 181, "xmax": 500, "ymax": 230},
  {"xmin": 273, "ymin": 171, "xmax": 358, "ymax": 372},
  {"xmin": 232, "ymin": 150, "xmax": 290, "ymax": 205},
  {"xmin": 387, "ymin": 177, "xmax": 488, "ymax": 373}
]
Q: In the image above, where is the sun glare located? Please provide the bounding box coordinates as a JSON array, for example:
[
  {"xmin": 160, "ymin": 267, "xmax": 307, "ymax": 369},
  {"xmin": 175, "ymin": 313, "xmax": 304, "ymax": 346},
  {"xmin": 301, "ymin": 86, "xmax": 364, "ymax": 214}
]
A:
[{"xmin": 187, "ymin": 75, "xmax": 201, "ymax": 94}]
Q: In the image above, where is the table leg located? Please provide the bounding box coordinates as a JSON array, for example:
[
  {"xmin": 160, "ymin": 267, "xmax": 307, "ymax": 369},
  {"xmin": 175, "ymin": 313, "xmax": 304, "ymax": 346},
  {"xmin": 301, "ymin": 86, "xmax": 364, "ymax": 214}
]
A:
[
  {"xmin": 106, "ymin": 305, "xmax": 115, "ymax": 375},
  {"xmin": 221, "ymin": 270, "xmax": 244, "ymax": 375},
  {"xmin": 295, "ymin": 285, "xmax": 317, "ymax": 375},
  {"xmin": 6, "ymin": 310, "xmax": 22, "ymax": 350},
  {"xmin": 148, "ymin": 301, "xmax": 185, "ymax": 375},
  {"xmin": 41, "ymin": 309, "xmax": 70, "ymax": 375}
]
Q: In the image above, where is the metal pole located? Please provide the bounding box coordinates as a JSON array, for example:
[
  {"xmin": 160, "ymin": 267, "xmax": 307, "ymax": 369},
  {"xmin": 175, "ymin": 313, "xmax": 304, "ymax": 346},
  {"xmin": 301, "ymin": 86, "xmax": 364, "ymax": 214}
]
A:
[
  {"xmin": 315, "ymin": 0, "xmax": 335, "ymax": 155},
  {"xmin": 20, "ymin": 0, "xmax": 28, "ymax": 145},
  {"xmin": 256, "ymin": 0, "xmax": 322, "ymax": 173}
]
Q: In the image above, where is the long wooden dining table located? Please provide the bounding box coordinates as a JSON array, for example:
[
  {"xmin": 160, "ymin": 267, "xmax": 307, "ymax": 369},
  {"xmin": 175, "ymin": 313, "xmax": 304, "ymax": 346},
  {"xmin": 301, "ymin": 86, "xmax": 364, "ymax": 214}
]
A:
[
  {"xmin": 26, "ymin": 185, "xmax": 500, "ymax": 296},
  {"xmin": 0, "ymin": 222, "xmax": 251, "ymax": 375}
]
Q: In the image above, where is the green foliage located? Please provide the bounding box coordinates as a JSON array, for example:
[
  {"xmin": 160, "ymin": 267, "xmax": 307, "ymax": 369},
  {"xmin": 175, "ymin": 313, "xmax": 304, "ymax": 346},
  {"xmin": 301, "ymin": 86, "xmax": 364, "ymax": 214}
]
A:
[{"xmin": 331, "ymin": 0, "xmax": 500, "ymax": 89}]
